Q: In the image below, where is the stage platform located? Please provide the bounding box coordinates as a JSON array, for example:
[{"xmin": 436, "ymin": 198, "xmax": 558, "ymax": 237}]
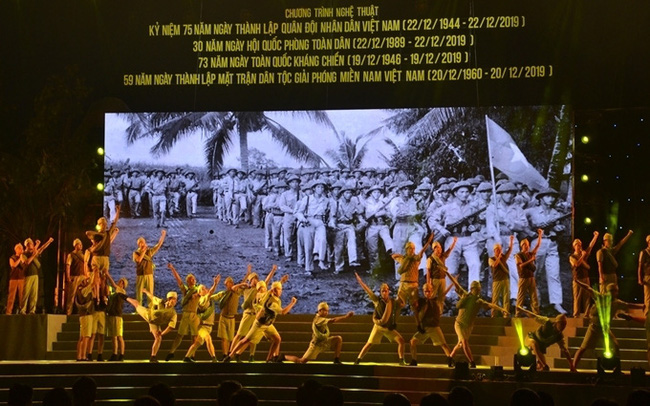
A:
[{"xmin": 0, "ymin": 314, "xmax": 647, "ymax": 405}]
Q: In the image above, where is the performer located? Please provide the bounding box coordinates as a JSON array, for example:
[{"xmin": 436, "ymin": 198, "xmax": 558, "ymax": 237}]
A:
[
  {"xmin": 516, "ymin": 306, "xmax": 576, "ymax": 371},
  {"xmin": 597, "ymin": 231, "xmax": 633, "ymax": 293},
  {"xmin": 572, "ymin": 280, "xmax": 643, "ymax": 370},
  {"xmin": 184, "ymin": 275, "xmax": 221, "ymax": 362},
  {"xmin": 569, "ymin": 231, "xmax": 599, "ymax": 317},
  {"xmin": 409, "ymin": 282, "xmax": 454, "ymax": 367},
  {"xmin": 224, "ymin": 281, "xmax": 298, "ymax": 363},
  {"xmin": 445, "ymin": 271, "xmax": 508, "ymax": 368},
  {"xmin": 65, "ymin": 239, "xmax": 86, "ymax": 315},
  {"xmin": 105, "ymin": 275, "xmax": 129, "ymax": 361},
  {"xmin": 127, "ymin": 289, "xmax": 178, "ymax": 362},
  {"xmin": 20, "ymin": 237, "xmax": 54, "ymax": 314},
  {"xmin": 393, "ymin": 234, "xmax": 434, "ymax": 310},
  {"xmin": 426, "ymin": 238, "xmax": 457, "ymax": 312},
  {"xmin": 85, "ymin": 206, "xmax": 120, "ymax": 302},
  {"xmin": 133, "ymin": 230, "xmax": 167, "ymax": 307},
  {"xmin": 637, "ymin": 234, "xmax": 650, "ymax": 316},
  {"xmin": 211, "ymin": 276, "xmax": 248, "ymax": 360},
  {"xmin": 354, "ymin": 272, "xmax": 406, "ymax": 365},
  {"xmin": 489, "ymin": 235, "xmax": 515, "ymax": 318},
  {"xmin": 75, "ymin": 273, "xmax": 96, "ymax": 361},
  {"xmin": 7, "ymin": 244, "xmax": 26, "ymax": 315},
  {"xmin": 165, "ymin": 263, "xmax": 200, "ymax": 361},
  {"xmin": 284, "ymin": 302, "xmax": 353, "ymax": 364},
  {"xmin": 230, "ymin": 264, "xmax": 284, "ymax": 362},
  {"xmin": 514, "ymin": 229, "xmax": 543, "ymax": 317}
]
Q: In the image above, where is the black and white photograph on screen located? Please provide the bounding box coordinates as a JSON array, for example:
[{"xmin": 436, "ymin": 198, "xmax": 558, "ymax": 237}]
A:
[{"xmin": 103, "ymin": 106, "xmax": 573, "ymax": 315}]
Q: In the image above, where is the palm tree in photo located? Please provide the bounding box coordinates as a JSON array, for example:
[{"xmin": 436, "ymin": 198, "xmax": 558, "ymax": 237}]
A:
[
  {"xmin": 122, "ymin": 111, "xmax": 336, "ymax": 174},
  {"xmin": 325, "ymin": 131, "xmax": 375, "ymax": 170}
]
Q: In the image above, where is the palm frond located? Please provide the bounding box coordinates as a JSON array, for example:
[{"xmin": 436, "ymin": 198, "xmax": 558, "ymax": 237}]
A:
[
  {"xmin": 204, "ymin": 126, "xmax": 234, "ymax": 176},
  {"xmin": 262, "ymin": 116, "xmax": 328, "ymax": 167}
]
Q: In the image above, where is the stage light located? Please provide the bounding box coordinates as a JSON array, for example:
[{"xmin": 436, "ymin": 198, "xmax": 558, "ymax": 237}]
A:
[
  {"xmin": 584, "ymin": 217, "xmax": 592, "ymax": 225},
  {"xmin": 597, "ymin": 355, "xmax": 621, "ymax": 377},
  {"xmin": 604, "ymin": 350, "xmax": 613, "ymax": 359},
  {"xmin": 97, "ymin": 147, "xmax": 105, "ymax": 155},
  {"xmin": 630, "ymin": 367, "xmax": 646, "ymax": 386},
  {"xmin": 519, "ymin": 347, "xmax": 529, "ymax": 356},
  {"xmin": 96, "ymin": 183, "xmax": 104, "ymax": 191},
  {"xmin": 581, "ymin": 135, "xmax": 590, "ymax": 144},
  {"xmin": 581, "ymin": 174, "xmax": 589, "ymax": 182}
]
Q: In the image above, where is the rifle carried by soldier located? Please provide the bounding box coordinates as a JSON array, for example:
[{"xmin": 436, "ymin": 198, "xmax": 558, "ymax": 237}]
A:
[
  {"xmin": 524, "ymin": 211, "xmax": 571, "ymax": 240},
  {"xmin": 444, "ymin": 206, "xmax": 487, "ymax": 234}
]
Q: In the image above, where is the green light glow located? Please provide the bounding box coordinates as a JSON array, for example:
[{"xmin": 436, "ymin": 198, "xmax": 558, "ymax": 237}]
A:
[
  {"xmin": 595, "ymin": 288, "xmax": 612, "ymax": 356},
  {"xmin": 513, "ymin": 318, "xmax": 527, "ymax": 352},
  {"xmin": 519, "ymin": 347, "xmax": 529, "ymax": 356}
]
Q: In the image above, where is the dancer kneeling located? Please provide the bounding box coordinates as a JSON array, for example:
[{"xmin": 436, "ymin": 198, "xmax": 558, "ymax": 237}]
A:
[
  {"xmin": 516, "ymin": 306, "xmax": 575, "ymax": 371},
  {"xmin": 285, "ymin": 302, "xmax": 353, "ymax": 364},
  {"xmin": 127, "ymin": 289, "xmax": 178, "ymax": 362},
  {"xmin": 224, "ymin": 281, "xmax": 297, "ymax": 363},
  {"xmin": 409, "ymin": 282, "xmax": 453, "ymax": 367},
  {"xmin": 354, "ymin": 272, "xmax": 407, "ymax": 365}
]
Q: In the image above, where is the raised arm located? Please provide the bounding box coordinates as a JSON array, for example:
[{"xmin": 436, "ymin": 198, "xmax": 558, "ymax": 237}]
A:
[
  {"xmin": 152, "ymin": 229, "xmax": 167, "ymax": 253},
  {"xmin": 264, "ymin": 264, "xmax": 278, "ymax": 285},
  {"xmin": 444, "ymin": 236, "xmax": 458, "ymax": 258},
  {"xmin": 503, "ymin": 235, "xmax": 515, "ymax": 260},
  {"xmin": 207, "ymin": 275, "xmax": 221, "ymax": 296},
  {"xmin": 613, "ymin": 229, "xmax": 633, "ymax": 254},
  {"xmin": 418, "ymin": 233, "xmax": 435, "ymax": 257},
  {"xmin": 36, "ymin": 237, "xmax": 54, "ymax": 255},
  {"xmin": 282, "ymin": 297, "xmax": 298, "ymax": 315},
  {"xmin": 167, "ymin": 263, "xmax": 184, "ymax": 291},
  {"xmin": 109, "ymin": 227, "xmax": 119, "ymax": 243},
  {"xmin": 531, "ymin": 229, "xmax": 543, "ymax": 255},
  {"xmin": 354, "ymin": 272, "xmax": 374, "ymax": 297}
]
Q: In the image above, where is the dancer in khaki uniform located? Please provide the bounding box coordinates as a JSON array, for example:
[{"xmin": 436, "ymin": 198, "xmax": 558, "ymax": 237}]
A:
[
  {"xmin": 211, "ymin": 276, "xmax": 248, "ymax": 360},
  {"xmin": 569, "ymin": 231, "xmax": 599, "ymax": 317},
  {"xmin": 514, "ymin": 229, "xmax": 543, "ymax": 317},
  {"xmin": 516, "ymin": 306, "xmax": 575, "ymax": 371},
  {"xmin": 65, "ymin": 239, "xmax": 86, "ymax": 315},
  {"xmin": 445, "ymin": 271, "xmax": 508, "ymax": 368},
  {"xmin": 597, "ymin": 230, "xmax": 633, "ymax": 293},
  {"xmin": 128, "ymin": 289, "xmax": 178, "ymax": 362},
  {"xmin": 409, "ymin": 282, "xmax": 454, "ymax": 367},
  {"xmin": 225, "ymin": 281, "xmax": 298, "ymax": 363},
  {"xmin": 354, "ymin": 272, "xmax": 406, "ymax": 365},
  {"xmin": 133, "ymin": 229, "xmax": 166, "ymax": 307},
  {"xmin": 165, "ymin": 263, "xmax": 201, "ymax": 361},
  {"xmin": 285, "ymin": 302, "xmax": 353, "ymax": 364},
  {"xmin": 489, "ymin": 235, "xmax": 514, "ymax": 318}
]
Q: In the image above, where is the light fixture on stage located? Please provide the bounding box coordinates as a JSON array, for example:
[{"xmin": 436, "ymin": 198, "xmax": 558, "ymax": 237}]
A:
[
  {"xmin": 630, "ymin": 367, "xmax": 646, "ymax": 386},
  {"xmin": 581, "ymin": 135, "xmax": 590, "ymax": 144},
  {"xmin": 97, "ymin": 147, "xmax": 104, "ymax": 156},
  {"xmin": 514, "ymin": 347, "xmax": 536, "ymax": 373},
  {"xmin": 581, "ymin": 174, "xmax": 589, "ymax": 182},
  {"xmin": 597, "ymin": 351, "xmax": 621, "ymax": 377},
  {"xmin": 97, "ymin": 183, "xmax": 104, "ymax": 191}
]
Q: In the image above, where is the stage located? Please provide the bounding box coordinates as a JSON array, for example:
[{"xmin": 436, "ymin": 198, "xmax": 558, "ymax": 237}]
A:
[{"xmin": 0, "ymin": 314, "xmax": 648, "ymax": 405}]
